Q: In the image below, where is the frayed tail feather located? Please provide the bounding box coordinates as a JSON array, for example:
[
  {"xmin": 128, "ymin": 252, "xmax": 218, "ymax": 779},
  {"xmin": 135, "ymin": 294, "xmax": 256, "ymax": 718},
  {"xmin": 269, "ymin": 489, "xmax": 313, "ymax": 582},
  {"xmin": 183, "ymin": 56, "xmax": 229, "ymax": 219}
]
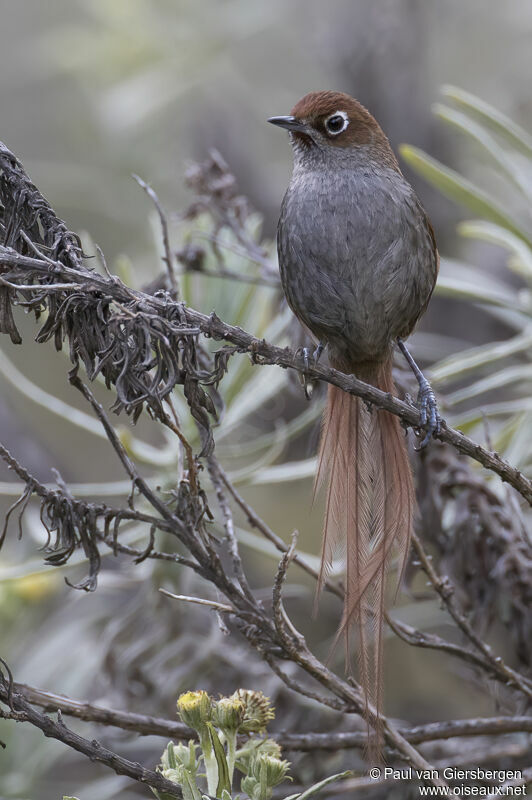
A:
[{"xmin": 314, "ymin": 358, "xmax": 415, "ymax": 756}]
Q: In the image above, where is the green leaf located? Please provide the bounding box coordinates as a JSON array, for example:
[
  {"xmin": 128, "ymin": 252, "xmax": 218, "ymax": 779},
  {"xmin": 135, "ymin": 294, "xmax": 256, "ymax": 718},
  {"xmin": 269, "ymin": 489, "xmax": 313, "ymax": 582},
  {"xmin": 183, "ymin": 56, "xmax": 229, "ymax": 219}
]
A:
[
  {"xmin": 283, "ymin": 770, "xmax": 352, "ymax": 799},
  {"xmin": 489, "ymin": 412, "xmax": 527, "ymax": 462},
  {"xmin": 249, "ymin": 458, "xmax": 316, "ymax": 485},
  {"xmin": 497, "ymin": 410, "xmax": 532, "ymax": 469},
  {"xmin": 154, "ymin": 794, "xmax": 183, "ymax": 800},
  {"xmin": 167, "ymin": 742, "xmax": 178, "ymax": 770},
  {"xmin": 432, "ymin": 103, "xmax": 532, "ymax": 199},
  {"xmin": 429, "ymin": 330, "xmax": 532, "ymax": 384},
  {"xmin": 399, "ymin": 145, "xmax": 532, "ymax": 246},
  {"xmin": 445, "ymin": 363, "xmax": 532, "ymax": 406},
  {"xmin": 222, "ymin": 364, "xmax": 287, "ymax": 429},
  {"xmin": 218, "ymin": 398, "xmax": 320, "ymax": 453},
  {"xmin": 450, "ymin": 399, "xmax": 532, "ymax": 432},
  {"xmin": 458, "ymin": 220, "xmax": 532, "ymax": 279},
  {"xmin": 181, "ymin": 771, "xmax": 203, "ymax": 800},
  {"xmin": 435, "ymin": 274, "xmax": 523, "ymax": 310},
  {"xmin": 227, "ymin": 434, "xmax": 287, "ymax": 486},
  {"xmin": 206, "ymin": 722, "xmax": 231, "ymax": 797},
  {"xmin": 441, "ymin": 85, "xmax": 532, "ymax": 157}
]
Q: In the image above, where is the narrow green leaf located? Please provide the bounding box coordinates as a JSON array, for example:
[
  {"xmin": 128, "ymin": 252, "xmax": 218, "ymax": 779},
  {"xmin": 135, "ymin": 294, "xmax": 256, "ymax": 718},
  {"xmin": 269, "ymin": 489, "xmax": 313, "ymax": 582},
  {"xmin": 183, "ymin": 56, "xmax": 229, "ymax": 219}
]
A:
[
  {"xmin": 167, "ymin": 742, "xmax": 178, "ymax": 770},
  {"xmin": 497, "ymin": 410, "xmax": 532, "ymax": 469},
  {"xmin": 490, "ymin": 412, "xmax": 527, "ymax": 459},
  {"xmin": 182, "ymin": 771, "xmax": 203, "ymax": 800},
  {"xmin": 222, "ymin": 364, "xmax": 287, "ymax": 428},
  {"xmin": 249, "ymin": 458, "xmax": 316, "ymax": 485},
  {"xmin": 429, "ymin": 330, "xmax": 532, "ymax": 384},
  {"xmin": 206, "ymin": 722, "xmax": 231, "ymax": 797},
  {"xmin": 445, "ymin": 363, "xmax": 532, "ymax": 406},
  {"xmin": 219, "ymin": 399, "xmax": 320, "ymax": 452},
  {"xmin": 0, "ymin": 348, "xmax": 105, "ymax": 438},
  {"xmin": 432, "ymin": 103, "xmax": 532, "ymax": 198},
  {"xmin": 435, "ymin": 274, "xmax": 523, "ymax": 311},
  {"xmin": 226, "ymin": 435, "xmax": 287, "ymax": 485},
  {"xmin": 399, "ymin": 145, "xmax": 532, "ymax": 246},
  {"xmin": 458, "ymin": 220, "xmax": 532, "ymax": 279},
  {"xmin": 450, "ymin": 399, "xmax": 532, "ymax": 431},
  {"xmin": 442, "ymin": 85, "xmax": 532, "ymax": 157},
  {"xmin": 283, "ymin": 770, "xmax": 352, "ymax": 800}
]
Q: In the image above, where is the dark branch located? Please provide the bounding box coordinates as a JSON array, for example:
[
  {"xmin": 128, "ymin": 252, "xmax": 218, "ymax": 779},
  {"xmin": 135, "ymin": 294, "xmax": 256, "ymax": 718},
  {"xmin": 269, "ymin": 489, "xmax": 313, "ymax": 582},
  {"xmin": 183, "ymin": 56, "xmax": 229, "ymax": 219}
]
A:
[
  {"xmin": 15, "ymin": 682, "xmax": 532, "ymax": 751},
  {"xmin": 0, "ymin": 673, "xmax": 184, "ymax": 798}
]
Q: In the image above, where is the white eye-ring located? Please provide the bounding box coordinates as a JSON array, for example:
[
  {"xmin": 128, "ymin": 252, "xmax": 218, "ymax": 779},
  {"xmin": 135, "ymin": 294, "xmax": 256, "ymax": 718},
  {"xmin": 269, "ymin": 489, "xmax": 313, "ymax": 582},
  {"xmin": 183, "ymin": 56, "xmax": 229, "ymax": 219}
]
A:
[{"xmin": 324, "ymin": 110, "xmax": 349, "ymax": 135}]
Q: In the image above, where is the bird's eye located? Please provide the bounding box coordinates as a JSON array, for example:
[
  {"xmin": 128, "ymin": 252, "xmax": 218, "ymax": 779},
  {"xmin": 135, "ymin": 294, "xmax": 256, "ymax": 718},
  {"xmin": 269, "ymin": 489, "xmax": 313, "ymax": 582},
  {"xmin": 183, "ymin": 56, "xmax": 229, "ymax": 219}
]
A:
[{"xmin": 325, "ymin": 112, "xmax": 349, "ymax": 135}]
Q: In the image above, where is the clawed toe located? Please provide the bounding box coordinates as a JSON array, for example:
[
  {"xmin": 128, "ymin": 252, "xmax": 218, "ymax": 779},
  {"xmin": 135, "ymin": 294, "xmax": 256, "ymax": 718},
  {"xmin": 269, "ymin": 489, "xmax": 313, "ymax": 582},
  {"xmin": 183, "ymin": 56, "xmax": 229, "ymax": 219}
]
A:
[
  {"xmin": 415, "ymin": 379, "xmax": 441, "ymax": 450},
  {"xmin": 397, "ymin": 338, "xmax": 441, "ymax": 450},
  {"xmin": 296, "ymin": 342, "xmax": 325, "ymax": 400}
]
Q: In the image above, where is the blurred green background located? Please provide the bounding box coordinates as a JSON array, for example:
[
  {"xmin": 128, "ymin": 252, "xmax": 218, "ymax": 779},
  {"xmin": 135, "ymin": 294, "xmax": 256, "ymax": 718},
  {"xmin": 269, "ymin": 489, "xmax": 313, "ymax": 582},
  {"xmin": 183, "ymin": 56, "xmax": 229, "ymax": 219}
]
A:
[{"xmin": 0, "ymin": 1, "xmax": 531, "ymax": 798}]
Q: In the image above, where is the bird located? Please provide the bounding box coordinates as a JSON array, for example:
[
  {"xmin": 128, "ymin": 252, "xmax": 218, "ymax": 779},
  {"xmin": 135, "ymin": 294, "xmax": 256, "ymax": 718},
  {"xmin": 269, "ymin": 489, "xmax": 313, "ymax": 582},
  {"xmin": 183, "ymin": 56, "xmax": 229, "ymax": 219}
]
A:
[{"xmin": 269, "ymin": 90, "xmax": 440, "ymax": 747}]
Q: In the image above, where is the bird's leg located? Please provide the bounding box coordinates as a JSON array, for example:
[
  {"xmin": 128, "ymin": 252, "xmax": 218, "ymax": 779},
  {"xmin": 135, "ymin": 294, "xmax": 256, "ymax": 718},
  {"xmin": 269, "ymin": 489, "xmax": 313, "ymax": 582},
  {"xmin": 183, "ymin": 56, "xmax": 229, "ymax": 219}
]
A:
[
  {"xmin": 397, "ymin": 338, "xmax": 441, "ymax": 449},
  {"xmin": 313, "ymin": 341, "xmax": 325, "ymax": 363},
  {"xmin": 298, "ymin": 341, "xmax": 325, "ymax": 399},
  {"xmin": 301, "ymin": 341, "xmax": 325, "ymax": 369}
]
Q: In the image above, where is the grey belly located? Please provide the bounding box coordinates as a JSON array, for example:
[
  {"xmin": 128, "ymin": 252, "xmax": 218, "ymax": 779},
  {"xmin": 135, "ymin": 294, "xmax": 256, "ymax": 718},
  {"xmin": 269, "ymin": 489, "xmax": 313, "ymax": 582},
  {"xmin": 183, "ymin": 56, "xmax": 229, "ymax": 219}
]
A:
[{"xmin": 277, "ymin": 199, "xmax": 436, "ymax": 366}]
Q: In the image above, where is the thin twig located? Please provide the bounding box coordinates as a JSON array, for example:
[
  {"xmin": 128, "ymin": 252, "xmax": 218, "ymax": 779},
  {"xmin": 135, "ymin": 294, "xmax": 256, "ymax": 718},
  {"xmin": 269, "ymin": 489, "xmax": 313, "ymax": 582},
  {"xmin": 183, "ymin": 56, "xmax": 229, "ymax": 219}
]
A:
[
  {"xmin": 207, "ymin": 454, "xmax": 256, "ymax": 605},
  {"xmin": 13, "ymin": 681, "xmax": 532, "ymax": 749},
  {"xmin": 217, "ymin": 462, "xmax": 343, "ymax": 599},
  {"xmin": 0, "ymin": 674, "xmax": 186, "ymax": 798},
  {"xmin": 412, "ymin": 531, "xmax": 532, "ymax": 701},
  {"xmin": 133, "ymin": 174, "xmax": 180, "ymax": 298},
  {"xmin": 158, "ymin": 589, "xmax": 235, "ymax": 613}
]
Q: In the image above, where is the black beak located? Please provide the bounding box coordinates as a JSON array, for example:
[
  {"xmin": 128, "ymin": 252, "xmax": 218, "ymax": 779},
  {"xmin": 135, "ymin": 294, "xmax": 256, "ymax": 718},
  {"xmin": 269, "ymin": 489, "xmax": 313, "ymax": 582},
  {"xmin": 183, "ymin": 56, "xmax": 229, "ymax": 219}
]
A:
[{"xmin": 267, "ymin": 115, "xmax": 307, "ymax": 133}]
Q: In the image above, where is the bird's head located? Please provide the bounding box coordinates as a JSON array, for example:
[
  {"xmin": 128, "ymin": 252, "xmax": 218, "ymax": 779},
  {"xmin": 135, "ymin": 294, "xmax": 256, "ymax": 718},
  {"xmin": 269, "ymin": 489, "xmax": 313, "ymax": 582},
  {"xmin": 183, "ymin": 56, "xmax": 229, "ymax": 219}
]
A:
[{"xmin": 268, "ymin": 90, "xmax": 398, "ymax": 170}]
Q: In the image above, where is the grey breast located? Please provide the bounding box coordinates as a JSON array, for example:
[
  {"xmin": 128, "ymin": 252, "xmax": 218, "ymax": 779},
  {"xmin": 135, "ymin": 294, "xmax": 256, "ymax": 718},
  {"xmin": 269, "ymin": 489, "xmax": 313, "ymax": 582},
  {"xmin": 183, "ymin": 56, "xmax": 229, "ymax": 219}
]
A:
[{"xmin": 277, "ymin": 161, "xmax": 437, "ymax": 364}]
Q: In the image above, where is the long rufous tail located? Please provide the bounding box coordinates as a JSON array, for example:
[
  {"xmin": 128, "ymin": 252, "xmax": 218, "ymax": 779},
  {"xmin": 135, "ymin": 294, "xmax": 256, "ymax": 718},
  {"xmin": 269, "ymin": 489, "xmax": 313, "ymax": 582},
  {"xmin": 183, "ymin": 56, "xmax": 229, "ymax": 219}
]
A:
[{"xmin": 315, "ymin": 357, "xmax": 415, "ymax": 748}]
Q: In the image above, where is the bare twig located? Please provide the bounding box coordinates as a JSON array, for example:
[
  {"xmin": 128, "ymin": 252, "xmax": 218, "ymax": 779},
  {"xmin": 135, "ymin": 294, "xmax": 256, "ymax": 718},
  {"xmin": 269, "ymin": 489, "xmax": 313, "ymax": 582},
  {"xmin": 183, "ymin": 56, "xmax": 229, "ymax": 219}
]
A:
[
  {"xmin": 133, "ymin": 174, "xmax": 180, "ymax": 298},
  {"xmin": 158, "ymin": 589, "xmax": 235, "ymax": 613},
  {"xmin": 411, "ymin": 531, "xmax": 532, "ymax": 701},
  {"xmin": 13, "ymin": 681, "xmax": 532, "ymax": 749},
  {"xmin": 217, "ymin": 462, "xmax": 344, "ymax": 599},
  {"xmin": 0, "ymin": 672, "xmax": 186, "ymax": 798},
  {"xmin": 207, "ymin": 453, "xmax": 256, "ymax": 605},
  {"xmin": 14, "ymin": 682, "xmax": 193, "ymax": 739}
]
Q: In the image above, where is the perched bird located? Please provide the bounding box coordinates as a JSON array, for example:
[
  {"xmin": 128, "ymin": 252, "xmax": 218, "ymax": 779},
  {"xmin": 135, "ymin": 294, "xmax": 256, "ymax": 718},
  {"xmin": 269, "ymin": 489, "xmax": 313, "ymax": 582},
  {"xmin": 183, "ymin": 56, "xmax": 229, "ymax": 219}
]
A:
[{"xmin": 269, "ymin": 91, "xmax": 440, "ymax": 742}]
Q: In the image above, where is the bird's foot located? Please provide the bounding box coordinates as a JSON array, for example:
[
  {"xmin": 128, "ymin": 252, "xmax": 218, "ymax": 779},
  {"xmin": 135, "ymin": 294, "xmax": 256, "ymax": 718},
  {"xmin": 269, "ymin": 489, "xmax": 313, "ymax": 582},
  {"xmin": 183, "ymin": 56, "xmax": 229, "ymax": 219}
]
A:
[
  {"xmin": 415, "ymin": 377, "xmax": 441, "ymax": 450},
  {"xmin": 297, "ymin": 342, "xmax": 325, "ymax": 399}
]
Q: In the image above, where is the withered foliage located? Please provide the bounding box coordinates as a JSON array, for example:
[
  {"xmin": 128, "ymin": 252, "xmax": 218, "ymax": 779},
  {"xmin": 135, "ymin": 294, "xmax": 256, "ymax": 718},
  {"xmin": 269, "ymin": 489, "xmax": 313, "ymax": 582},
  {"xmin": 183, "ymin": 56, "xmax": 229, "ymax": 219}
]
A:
[
  {"xmin": 0, "ymin": 141, "xmax": 222, "ymax": 436},
  {"xmin": 0, "ymin": 143, "xmax": 240, "ymax": 589},
  {"xmin": 418, "ymin": 442, "xmax": 532, "ymax": 671}
]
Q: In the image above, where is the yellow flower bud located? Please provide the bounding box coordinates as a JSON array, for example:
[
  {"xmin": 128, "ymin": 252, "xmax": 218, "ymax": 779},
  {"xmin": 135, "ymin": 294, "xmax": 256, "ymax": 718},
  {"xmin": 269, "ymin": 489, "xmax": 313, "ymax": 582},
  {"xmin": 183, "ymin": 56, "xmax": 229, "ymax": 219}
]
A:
[{"xmin": 176, "ymin": 690, "xmax": 212, "ymax": 732}]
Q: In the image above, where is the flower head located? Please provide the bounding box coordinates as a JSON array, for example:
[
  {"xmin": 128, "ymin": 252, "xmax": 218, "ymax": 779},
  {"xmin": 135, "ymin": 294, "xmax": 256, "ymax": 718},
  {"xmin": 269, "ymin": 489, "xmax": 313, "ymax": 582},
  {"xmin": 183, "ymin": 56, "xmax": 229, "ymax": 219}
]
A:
[
  {"xmin": 241, "ymin": 754, "xmax": 291, "ymax": 799},
  {"xmin": 212, "ymin": 696, "xmax": 245, "ymax": 733},
  {"xmin": 230, "ymin": 689, "xmax": 274, "ymax": 734},
  {"xmin": 177, "ymin": 690, "xmax": 212, "ymax": 732}
]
